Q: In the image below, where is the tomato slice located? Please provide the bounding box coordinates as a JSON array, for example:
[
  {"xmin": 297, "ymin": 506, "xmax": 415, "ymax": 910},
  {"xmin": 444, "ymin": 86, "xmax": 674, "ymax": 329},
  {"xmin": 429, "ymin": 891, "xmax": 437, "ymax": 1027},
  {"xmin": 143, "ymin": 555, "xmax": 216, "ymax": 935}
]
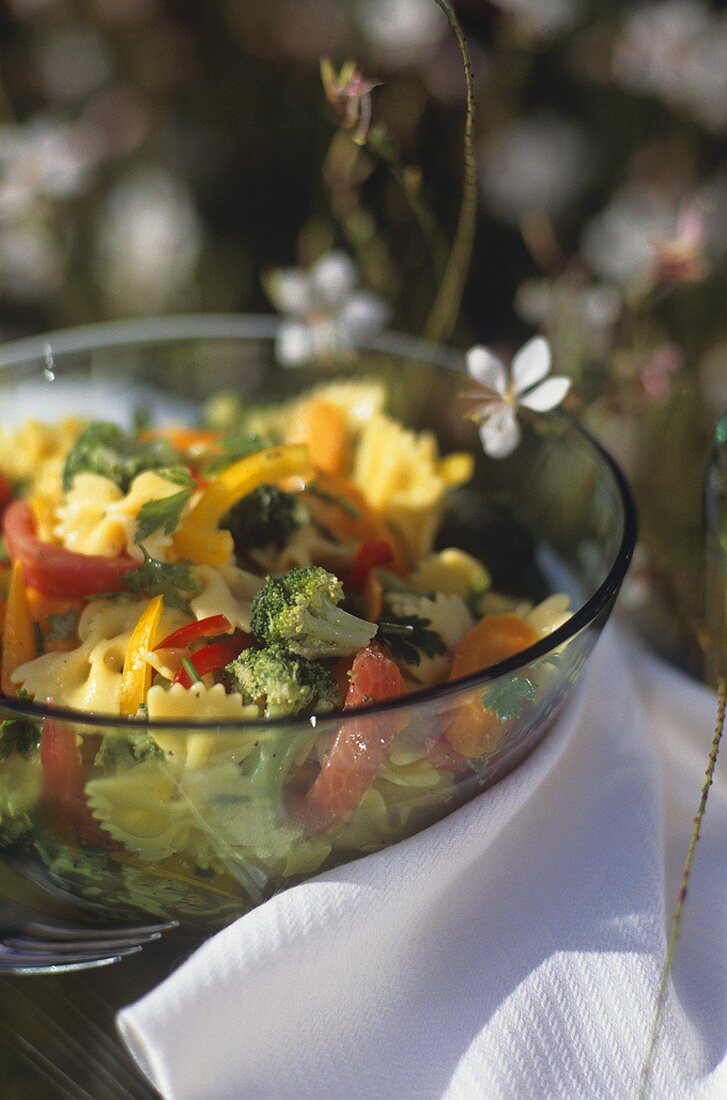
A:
[
  {"xmin": 41, "ymin": 717, "xmax": 117, "ymax": 848},
  {"xmin": 343, "ymin": 644, "xmax": 403, "ymax": 708},
  {"xmin": 302, "ymin": 645, "xmax": 404, "ymax": 831},
  {"xmin": 0, "ymin": 473, "xmax": 14, "ymax": 516},
  {"xmin": 155, "ymin": 614, "xmax": 232, "ymax": 651},
  {"xmin": 3, "ymin": 500, "xmax": 138, "ymax": 599},
  {"xmin": 343, "ymin": 540, "xmax": 394, "ymax": 591},
  {"xmin": 173, "ymin": 630, "xmax": 253, "ymax": 688}
]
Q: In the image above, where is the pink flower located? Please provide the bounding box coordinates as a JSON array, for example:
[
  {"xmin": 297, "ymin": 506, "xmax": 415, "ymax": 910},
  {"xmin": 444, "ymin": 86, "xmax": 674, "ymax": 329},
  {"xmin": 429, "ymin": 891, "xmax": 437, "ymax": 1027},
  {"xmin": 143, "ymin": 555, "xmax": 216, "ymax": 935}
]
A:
[
  {"xmin": 654, "ymin": 199, "xmax": 709, "ymax": 284},
  {"xmin": 638, "ymin": 344, "xmax": 683, "ymax": 403},
  {"xmin": 320, "ymin": 58, "xmax": 382, "ymax": 145}
]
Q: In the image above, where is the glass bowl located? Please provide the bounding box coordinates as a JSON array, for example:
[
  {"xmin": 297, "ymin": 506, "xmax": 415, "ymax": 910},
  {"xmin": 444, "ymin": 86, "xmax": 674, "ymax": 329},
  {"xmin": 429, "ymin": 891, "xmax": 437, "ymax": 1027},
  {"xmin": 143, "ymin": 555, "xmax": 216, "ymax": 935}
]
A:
[{"xmin": 0, "ymin": 316, "xmax": 636, "ymax": 927}]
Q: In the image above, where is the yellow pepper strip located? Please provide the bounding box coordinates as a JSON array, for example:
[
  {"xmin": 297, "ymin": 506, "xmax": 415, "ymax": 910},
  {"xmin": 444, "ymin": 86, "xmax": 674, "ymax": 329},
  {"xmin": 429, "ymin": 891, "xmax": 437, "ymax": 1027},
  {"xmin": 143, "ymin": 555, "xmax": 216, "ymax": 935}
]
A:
[
  {"xmin": 119, "ymin": 595, "xmax": 164, "ymax": 717},
  {"xmin": 172, "ymin": 443, "xmax": 312, "ymax": 567},
  {"xmin": 1, "ymin": 562, "xmax": 38, "ymax": 697},
  {"xmin": 438, "ymin": 452, "xmax": 474, "ymax": 487}
]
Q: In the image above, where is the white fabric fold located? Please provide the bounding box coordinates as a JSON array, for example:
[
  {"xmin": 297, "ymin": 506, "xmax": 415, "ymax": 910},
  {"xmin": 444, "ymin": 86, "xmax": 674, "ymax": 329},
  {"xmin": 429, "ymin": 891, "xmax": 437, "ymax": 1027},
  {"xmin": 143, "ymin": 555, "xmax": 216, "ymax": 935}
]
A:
[{"xmin": 118, "ymin": 629, "xmax": 727, "ymax": 1099}]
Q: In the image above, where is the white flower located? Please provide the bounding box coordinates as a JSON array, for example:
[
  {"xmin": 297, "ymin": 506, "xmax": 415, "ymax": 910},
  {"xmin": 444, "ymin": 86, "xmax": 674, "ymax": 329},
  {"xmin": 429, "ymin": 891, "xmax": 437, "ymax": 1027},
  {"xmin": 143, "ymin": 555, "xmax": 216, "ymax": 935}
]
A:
[
  {"xmin": 515, "ymin": 277, "xmax": 622, "ymax": 361},
  {"xmin": 355, "ymin": 0, "xmax": 446, "ymax": 68},
  {"xmin": 580, "ymin": 184, "xmax": 675, "ymax": 285},
  {"xmin": 94, "ymin": 166, "xmax": 202, "ymax": 314},
  {"xmin": 265, "ymin": 251, "xmax": 391, "ymax": 367},
  {"xmin": 478, "ymin": 115, "xmax": 591, "ymax": 224},
  {"xmin": 0, "ymin": 117, "xmax": 99, "ymax": 223},
  {"xmin": 612, "ymin": 1, "xmax": 727, "ymax": 134},
  {"xmin": 490, "ymin": 0, "xmax": 577, "ymax": 41},
  {"xmin": 466, "ymin": 337, "xmax": 571, "ymax": 459}
]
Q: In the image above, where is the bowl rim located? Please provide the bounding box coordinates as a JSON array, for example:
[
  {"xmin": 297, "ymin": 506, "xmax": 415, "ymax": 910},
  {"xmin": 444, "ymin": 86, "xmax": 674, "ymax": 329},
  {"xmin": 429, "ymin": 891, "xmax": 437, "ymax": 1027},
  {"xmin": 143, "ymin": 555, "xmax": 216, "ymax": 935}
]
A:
[{"xmin": 0, "ymin": 314, "xmax": 637, "ymax": 731}]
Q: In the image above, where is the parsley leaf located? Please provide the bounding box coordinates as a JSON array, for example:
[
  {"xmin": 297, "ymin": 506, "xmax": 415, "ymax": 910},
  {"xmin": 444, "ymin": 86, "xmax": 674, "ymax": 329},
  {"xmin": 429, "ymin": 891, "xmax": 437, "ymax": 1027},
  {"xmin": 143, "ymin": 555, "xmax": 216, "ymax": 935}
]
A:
[
  {"xmin": 122, "ymin": 548, "xmax": 201, "ymax": 614},
  {"xmin": 63, "ymin": 422, "xmax": 180, "ymax": 493},
  {"xmin": 45, "ymin": 609, "xmax": 80, "ymax": 642},
  {"xmin": 0, "ymin": 715, "xmax": 41, "ymax": 761},
  {"xmin": 205, "ymin": 431, "xmax": 267, "ymax": 475},
  {"xmin": 157, "ymin": 467, "xmax": 195, "ymax": 488},
  {"xmin": 481, "ymin": 676, "xmax": 536, "ymax": 721},
  {"xmin": 135, "ymin": 488, "xmax": 193, "ymax": 544},
  {"xmin": 377, "ymin": 615, "xmax": 447, "ymax": 667}
]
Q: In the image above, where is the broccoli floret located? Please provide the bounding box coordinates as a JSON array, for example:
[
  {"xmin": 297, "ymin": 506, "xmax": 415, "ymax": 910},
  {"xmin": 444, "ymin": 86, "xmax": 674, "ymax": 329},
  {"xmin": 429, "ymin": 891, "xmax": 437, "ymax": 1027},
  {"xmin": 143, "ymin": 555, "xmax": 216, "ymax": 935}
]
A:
[
  {"xmin": 251, "ymin": 565, "xmax": 377, "ymax": 659},
  {"xmin": 225, "ymin": 644, "xmax": 342, "ymax": 718},
  {"xmin": 63, "ymin": 422, "xmax": 180, "ymax": 492},
  {"xmin": 222, "ymin": 484, "xmax": 306, "ymax": 555}
]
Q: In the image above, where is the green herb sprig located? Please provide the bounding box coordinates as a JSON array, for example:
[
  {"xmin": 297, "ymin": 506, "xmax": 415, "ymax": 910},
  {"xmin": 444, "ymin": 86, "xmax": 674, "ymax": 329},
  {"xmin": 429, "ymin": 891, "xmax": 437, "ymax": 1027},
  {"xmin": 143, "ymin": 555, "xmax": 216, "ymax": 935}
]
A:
[
  {"xmin": 45, "ymin": 609, "xmax": 80, "ymax": 642},
  {"xmin": 205, "ymin": 431, "xmax": 267, "ymax": 475},
  {"xmin": 0, "ymin": 715, "xmax": 41, "ymax": 761},
  {"xmin": 123, "ymin": 548, "xmax": 200, "ymax": 614},
  {"xmin": 377, "ymin": 614, "xmax": 447, "ymax": 666},
  {"xmin": 481, "ymin": 676, "xmax": 536, "ymax": 721},
  {"xmin": 135, "ymin": 489, "xmax": 193, "ymax": 544}
]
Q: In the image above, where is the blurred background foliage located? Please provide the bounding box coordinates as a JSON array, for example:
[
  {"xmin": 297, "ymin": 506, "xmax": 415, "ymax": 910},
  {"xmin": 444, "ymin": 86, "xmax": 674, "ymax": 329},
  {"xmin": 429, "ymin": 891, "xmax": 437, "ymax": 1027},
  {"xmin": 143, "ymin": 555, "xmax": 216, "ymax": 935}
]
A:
[{"xmin": 0, "ymin": 0, "xmax": 725, "ymax": 669}]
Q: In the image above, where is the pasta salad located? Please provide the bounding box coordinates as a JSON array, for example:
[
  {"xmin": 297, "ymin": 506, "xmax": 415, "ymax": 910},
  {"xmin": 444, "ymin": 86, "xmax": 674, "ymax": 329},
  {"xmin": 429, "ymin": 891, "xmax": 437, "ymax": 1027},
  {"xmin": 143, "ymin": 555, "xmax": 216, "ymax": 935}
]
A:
[{"xmin": 0, "ymin": 381, "xmax": 571, "ymax": 917}]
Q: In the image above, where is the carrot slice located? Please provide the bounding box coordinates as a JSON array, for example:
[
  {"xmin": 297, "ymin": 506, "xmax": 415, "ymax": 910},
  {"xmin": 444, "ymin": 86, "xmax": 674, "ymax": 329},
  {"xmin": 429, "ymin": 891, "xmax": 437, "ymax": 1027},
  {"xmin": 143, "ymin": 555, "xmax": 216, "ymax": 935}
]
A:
[
  {"xmin": 444, "ymin": 614, "xmax": 539, "ymax": 759},
  {"xmin": 140, "ymin": 427, "xmax": 221, "ymax": 452},
  {"xmin": 297, "ymin": 398, "xmax": 349, "ymax": 477}
]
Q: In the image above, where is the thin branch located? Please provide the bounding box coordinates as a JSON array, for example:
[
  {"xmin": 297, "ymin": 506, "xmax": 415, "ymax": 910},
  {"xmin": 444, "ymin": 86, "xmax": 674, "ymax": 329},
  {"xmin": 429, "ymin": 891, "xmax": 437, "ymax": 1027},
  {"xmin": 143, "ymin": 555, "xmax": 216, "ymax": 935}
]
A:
[
  {"xmin": 639, "ymin": 669, "xmax": 726, "ymax": 1096},
  {"xmin": 423, "ymin": 0, "xmax": 478, "ymax": 344}
]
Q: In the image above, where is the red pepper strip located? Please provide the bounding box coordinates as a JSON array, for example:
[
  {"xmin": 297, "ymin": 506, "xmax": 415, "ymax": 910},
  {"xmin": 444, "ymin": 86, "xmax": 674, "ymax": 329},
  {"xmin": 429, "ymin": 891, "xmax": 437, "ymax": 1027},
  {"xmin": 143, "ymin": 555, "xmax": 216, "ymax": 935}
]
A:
[
  {"xmin": 41, "ymin": 716, "xmax": 119, "ymax": 849},
  {"xmin": 344, "ymin": 540, "xmax": 394, "ymax": 591},
  {"xmin": 173, "ymin": 630, "xmax": 253, "ymax": 688},
  {"xmin": 3, "ymin": 500, "xmax": 138, "ymax": 599},
  {"xmin": 155, "ymin": 614, "xmax": 232, "ymax": 651}
]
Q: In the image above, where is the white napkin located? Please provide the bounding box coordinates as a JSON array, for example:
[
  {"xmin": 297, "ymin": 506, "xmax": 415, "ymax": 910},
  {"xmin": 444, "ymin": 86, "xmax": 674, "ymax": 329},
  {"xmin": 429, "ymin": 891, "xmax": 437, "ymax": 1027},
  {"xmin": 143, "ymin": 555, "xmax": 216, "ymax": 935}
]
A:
[{"xmin": 118, "ymin": 628, "xmax": 727, "ymax": 1099}]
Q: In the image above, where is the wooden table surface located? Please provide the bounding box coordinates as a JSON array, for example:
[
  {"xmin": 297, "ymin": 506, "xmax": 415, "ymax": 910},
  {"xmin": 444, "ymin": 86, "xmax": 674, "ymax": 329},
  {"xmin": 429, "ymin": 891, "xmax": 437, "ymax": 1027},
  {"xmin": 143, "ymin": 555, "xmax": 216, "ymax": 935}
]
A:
[{"xmin": 0, "ymin": 859, "xmax": 200, "ymax": 1099}]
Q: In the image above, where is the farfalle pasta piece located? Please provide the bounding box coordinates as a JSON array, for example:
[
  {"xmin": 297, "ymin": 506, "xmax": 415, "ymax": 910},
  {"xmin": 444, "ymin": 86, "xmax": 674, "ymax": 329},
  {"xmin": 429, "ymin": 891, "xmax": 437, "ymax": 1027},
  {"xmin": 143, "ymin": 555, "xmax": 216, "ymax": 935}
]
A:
[
  {"xmin": 146, "ymin": 682, "xmax": 260, "ymax": 769},
  {"xmin": 54, "ymin": 469, "xmax": 193, "ymax": 563},
  {"xmin": 88, "ymin": 756, "xmax": 306, "ymax": 874},
  {"xmin": 0, "ymin": 418, "xmax": 83, "ymax": 496},
  {"xmin": 54, "ymin": 473, "xmax": 125, "ymax": 557},
  {"xmin": 86, "ymin": 759, "xmax": 187, "ymax": 861},
  {"xmin": 12, "ymin": 598, "xmax": 187, "ymax": 712},
  {"xmin": 189, "ymin": 565, "xmax": 262, "ymax": 633},
  {"xmin": 352, "ymin": 413, "xmax": 473, "ymax": 563},
  {"xmin": 410, "ymin": 548, "xmax": 490, "ymax": 601},
  {"xmin": 525, "ymin": 593, "xmax": 571, "ymax": 637}
]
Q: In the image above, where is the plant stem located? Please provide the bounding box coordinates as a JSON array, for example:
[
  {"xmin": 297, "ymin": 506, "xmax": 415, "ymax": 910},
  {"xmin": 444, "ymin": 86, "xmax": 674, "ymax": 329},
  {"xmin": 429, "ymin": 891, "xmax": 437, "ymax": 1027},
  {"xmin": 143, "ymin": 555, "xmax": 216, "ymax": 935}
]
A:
[
  {"xmin": 639, "ymin": 669, "xmax": 726, "ymax": 1096},
  {"xmin": 423, "ymin": 0, "xmax": 478, "ymax": 345},
  {"xmin": 364, "ymin": 128, "xmax": 448, "ymax": 280}
]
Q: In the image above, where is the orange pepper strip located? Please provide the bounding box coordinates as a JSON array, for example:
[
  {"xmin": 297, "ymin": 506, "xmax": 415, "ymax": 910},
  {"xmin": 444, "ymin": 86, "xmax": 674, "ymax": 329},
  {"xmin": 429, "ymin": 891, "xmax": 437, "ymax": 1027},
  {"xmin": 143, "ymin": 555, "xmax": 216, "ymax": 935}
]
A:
[
  {"xmin": 172, "ymin": 444, "xmax": 312, "ymax": 567},
  {"xmin": 295, "ymin": 473, "xmax": 406, "ymax": 574},
  {"xmin": 119, "ymin": 595, "xmax": 164, "ymax": 716},
  {"xmin": 296, "ymin": 398, "xmax": 349, "ymax": 477},
  {"xmin": 1, "ymin": 562, "xmax": 38, "ymax": 696},
  {"xmin": 444, "ymin": 614, "xmax": 539, "ymax": 759},
  {"xmin": 0, "ymin": 563, "xmax": 11, "ymax": 640}
]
